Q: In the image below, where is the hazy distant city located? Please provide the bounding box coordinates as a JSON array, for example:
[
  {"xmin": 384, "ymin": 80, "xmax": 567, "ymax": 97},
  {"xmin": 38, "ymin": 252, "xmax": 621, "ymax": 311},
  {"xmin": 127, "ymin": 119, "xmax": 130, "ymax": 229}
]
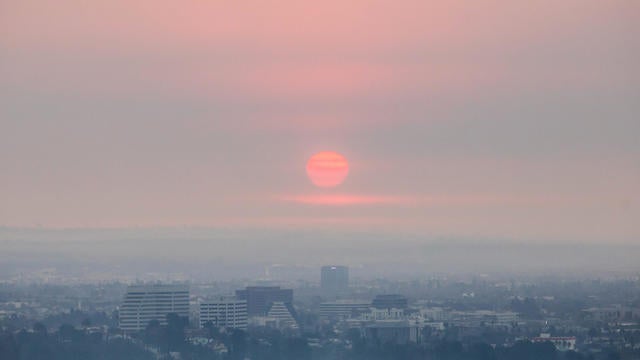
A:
[
  {"xmin": 2, "ymin": 0, "xmax": 639, "ymax": 359},
  {"xmin": 1, "ymin": 228, "xmax": 639, "ymax": 359}
]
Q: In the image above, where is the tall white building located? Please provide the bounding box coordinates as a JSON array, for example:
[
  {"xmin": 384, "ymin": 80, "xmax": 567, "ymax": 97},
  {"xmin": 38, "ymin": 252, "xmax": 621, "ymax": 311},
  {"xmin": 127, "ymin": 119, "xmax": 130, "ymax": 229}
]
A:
[
  {"xmin": 119, "ymin": 284, "xmax": 189, "ymax": 332},
  {"xmin": 199, "ymin": 297, "xmax": 248, "ymax": 330}
]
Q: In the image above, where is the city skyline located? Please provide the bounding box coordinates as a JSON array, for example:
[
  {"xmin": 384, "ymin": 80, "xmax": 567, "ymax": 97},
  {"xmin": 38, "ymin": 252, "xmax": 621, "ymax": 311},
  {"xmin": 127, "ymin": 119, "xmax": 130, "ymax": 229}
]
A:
[{"xmin": 1, "ymin": 2, "xmax": 639, "ymax": 359}]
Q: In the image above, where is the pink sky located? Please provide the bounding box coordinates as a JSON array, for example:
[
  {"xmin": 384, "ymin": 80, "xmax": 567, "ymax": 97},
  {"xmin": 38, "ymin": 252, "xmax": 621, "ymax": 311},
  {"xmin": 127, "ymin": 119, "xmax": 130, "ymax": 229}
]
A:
[{"xmin": 1, "ymin": 0, "xmax": 639, "ymax": 242}]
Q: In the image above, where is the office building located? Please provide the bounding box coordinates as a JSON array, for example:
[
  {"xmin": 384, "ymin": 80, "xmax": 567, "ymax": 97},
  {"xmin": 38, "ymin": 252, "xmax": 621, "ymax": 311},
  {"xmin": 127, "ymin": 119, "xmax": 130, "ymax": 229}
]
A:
[
  {"xmin": 266, "ymin": 301, "xmax": 298, "ymax": 329},
  {"xmin": 364, "ymin": 320, "xmax": 421, "ymax": 344},
  {"xmin": 449, "ymin": 310, "xmax": 518, "ymax": 328},
  {"xmin": 362, "ymin": 307, "xmax": 405, "ymax": 321},
  {"xmin": 235, "ymin": 286, "xmax": 293, "ymax": 316},
  {"xmin": 119, "ymin": 284, "xmax": 189, "ymax": 332},
  {"xmin": 372, "ymin": 294, "xmax": 408, "ymax": 310},
  {"xmin": 199, "ymin": 297, "xmax": 248, "ymax": 330},
  {"xmin": 319, "ymin": 300, "xmax": 371, "ymax": 320},
  {"xmin": 321, "ymin": 265, "xmax": 349, "ymax": 295}
]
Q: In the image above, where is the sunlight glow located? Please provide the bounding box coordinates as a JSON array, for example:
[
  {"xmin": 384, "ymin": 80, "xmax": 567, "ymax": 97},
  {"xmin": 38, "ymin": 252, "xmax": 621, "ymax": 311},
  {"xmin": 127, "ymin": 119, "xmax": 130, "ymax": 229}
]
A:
[{"xmin": 306, "ymin": 151, "xmax": 349, "ymax": 188}]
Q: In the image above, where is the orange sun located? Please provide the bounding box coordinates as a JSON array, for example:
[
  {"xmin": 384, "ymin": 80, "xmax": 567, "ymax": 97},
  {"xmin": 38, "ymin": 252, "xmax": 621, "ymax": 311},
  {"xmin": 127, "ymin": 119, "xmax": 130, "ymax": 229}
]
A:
[{"xmin": 306, "ymin": 151, "xmax": 349, "ymax": 188}]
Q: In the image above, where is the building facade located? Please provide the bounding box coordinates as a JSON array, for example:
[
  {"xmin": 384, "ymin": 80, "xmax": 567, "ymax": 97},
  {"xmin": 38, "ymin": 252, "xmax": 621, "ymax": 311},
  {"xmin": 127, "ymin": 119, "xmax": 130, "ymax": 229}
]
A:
[
  {"xmin": 319, "ymin": 300, "xmax": 371, "ymax": 320},
  {"xmin": 364, "ymin": 320, "xmax": 422, "ymax": 344},
  {"xmin": 235, "ymin": 286, "xmax": 293, "ymax": 316},
  {"xmin": 266, "ymin": 301, "xmax": 298, "ymax": 330},
  {"xmin": 362, "ymin": 307, "xmax": 405, "ymax": 321},
  {"xmin": 321, "ymin": 265, "xmax": 349, "ymax": 296},
  {"xmin": 199, "ymin": 297, "xmax": 248, "ymax": 330},
  {"xmin": 372, "ymin": 294, "xmax": 408, "ymax": 310},
  {"xmin": 119, "ymin": 284, "xmax": 189, "ymax": 332}
]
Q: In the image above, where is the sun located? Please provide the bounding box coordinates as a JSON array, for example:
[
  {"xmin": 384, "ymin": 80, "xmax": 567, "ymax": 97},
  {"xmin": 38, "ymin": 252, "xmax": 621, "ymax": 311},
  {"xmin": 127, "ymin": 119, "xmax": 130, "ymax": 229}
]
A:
[{"xmin": 306, "ymin": 151, "xmax": 349, "ymax": 188}]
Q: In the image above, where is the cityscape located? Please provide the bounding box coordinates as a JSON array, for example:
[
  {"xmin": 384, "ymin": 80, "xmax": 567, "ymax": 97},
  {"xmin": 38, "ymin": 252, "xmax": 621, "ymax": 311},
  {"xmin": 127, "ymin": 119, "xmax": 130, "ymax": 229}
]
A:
[
  {"xmin": 1, "ymin": 260, "xmax": 640, "ymax": 359},
  {"xmin": 2, "ymin": 0, "xmax": 639, "ymax": 359}
]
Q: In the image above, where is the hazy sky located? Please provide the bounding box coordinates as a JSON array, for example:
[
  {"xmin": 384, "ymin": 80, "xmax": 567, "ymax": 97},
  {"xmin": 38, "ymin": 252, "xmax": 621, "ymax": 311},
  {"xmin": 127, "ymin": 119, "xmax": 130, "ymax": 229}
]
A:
[{"xmin": 1, "ymin": 1, "xmax": 639, "ymax": 242}]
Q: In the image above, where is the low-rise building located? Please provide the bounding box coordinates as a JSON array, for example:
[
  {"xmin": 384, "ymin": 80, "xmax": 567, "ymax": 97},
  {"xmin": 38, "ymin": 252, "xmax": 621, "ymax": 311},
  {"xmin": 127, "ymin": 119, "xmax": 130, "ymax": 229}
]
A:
[
  {"xmin": 319, "ymin": 300, "xmax": 370, "ymax": 320},
  {"xmin": 361, "ymin": 307, "xmax": 405, "ymax": 321},
  {"xmin": 364, "ymin": 320, "xmax": 421, "ymax": 344},
  {"xmin": 532, "ymin": 333, "xmax": 576, "ymax": 351},
  {"xmin": 372, "ymin": 295, "xmax": 408, "ymax": 310}
]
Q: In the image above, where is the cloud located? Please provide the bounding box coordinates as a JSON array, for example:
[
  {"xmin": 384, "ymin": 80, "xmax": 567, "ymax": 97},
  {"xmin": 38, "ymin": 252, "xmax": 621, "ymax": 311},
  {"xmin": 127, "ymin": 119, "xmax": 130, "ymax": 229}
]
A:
[
  {"xmin": 277, "ymin": 194, "xmax": 415, "ymax": 206},
  {"xmin": 276, "ymin": 193, "xmax": 554, "ymax": 207}
]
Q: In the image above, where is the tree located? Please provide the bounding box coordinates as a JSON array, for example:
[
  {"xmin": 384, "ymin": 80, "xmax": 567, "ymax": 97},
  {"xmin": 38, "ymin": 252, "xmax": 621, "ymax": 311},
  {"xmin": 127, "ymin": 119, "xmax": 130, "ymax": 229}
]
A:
[
  {"xmin": 510, "ymin": 298, "xmax": 542, "ymax": 319},
  {"xmin": 564, "ymin": 350, "xmax": 584, "ymax": 360},
  {"xmin": 607, "ymin": 352, "xmax": 621, "ymax": 360},
  {"xmin": 82, "ymin": 318, "xmax": 92, "ymax": 328},
  {"xmin": 283, "ymin": 338, "xmax": 310, "ymax": 360},
  {"xmin": 165, "ymin": 313, "xmax": 187, "ymax": 353},
  {"xmin": 470, "ymin": 342, "xmax": 496, "ymax": 360},
  {"xmin": 33, "ymin": 322, "xmax": 47, "ymax": 337},
  {"xmin": 230, "ymin": 329, "xmax": 247, "ymax": 360},
  {"xmin": 0, "ymin": 332, "xmax": 19, "ymax": 360},
  {"xmin": 501, "ymin": 340, "xmax": 557, "ymax": 360},
  {"xmin": 203, "ymin": 321, "xmax": 220, "ymax": 339},
  {"xmin": 144, "ymin": 319, "xmax": 164, "ymax": 348},
  {"xmin": 58, "ymin": 323, "xmax": 76, "ymax": 342}
]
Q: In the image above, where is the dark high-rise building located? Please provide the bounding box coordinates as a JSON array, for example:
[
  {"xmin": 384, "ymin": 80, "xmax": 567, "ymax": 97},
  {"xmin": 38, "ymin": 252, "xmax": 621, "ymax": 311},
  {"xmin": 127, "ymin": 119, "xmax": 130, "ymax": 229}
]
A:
[
  {"xmin": 321, "ymin": 265, "xmax": 349, "ymax": 295},
  {"xmin": 235, "ymin": 286, "xmax": 293, "ymax": 316},
  {"xmin": 372, "ymin": 294, "xmax": 408, "ymax": 310}
]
